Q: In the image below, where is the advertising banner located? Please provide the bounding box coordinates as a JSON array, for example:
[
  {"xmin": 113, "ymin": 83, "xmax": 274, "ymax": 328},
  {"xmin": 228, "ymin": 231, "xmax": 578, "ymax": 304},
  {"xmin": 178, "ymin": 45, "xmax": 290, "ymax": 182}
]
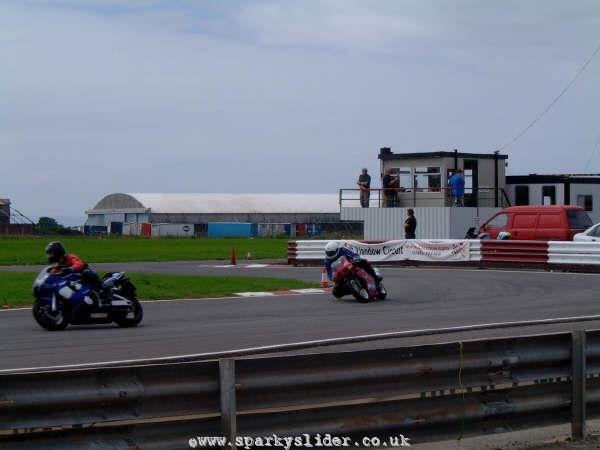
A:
[{"xmin": 342, "ymin": 239, "xmax": 470, "ymax": 262}]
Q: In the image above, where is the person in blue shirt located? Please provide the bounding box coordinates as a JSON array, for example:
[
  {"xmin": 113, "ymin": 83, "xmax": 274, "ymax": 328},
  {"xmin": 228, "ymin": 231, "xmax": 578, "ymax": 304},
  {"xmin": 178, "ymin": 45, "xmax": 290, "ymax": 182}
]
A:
[
  {"xmin": 324, "ymin": 241, "xmax": 381, "ymax": 297},
  {"xmin": 448, "ymin": 168, "xmax": 465, "ymax": 206}
]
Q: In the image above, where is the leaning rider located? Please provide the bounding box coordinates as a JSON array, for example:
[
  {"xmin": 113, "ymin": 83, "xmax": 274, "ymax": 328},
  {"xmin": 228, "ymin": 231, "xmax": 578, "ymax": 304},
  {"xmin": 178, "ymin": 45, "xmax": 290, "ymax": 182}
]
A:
[
  {"xmin": 324, "ymin": 241, "xmax": 382, "ymax": 296},
  {"xmin": 45, "ymin": 241, "xmax": 109, "ymax": 307}
]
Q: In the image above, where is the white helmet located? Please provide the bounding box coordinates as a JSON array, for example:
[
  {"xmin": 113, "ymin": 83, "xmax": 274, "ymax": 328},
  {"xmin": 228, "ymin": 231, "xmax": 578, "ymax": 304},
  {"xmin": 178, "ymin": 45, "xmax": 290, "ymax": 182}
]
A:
[{"xmin": 325, "ymin": 241, "xmax": 340, "ymax": 259}]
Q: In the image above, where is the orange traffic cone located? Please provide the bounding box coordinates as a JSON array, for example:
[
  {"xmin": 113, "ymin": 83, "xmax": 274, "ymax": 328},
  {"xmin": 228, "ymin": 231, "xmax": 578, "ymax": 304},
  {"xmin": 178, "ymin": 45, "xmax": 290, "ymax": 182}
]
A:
[
  {"xmin": 230, "ymin": 247, "xmax": 237, "ymax": 265},
  {"xmin": 320, "ymin": 268, "xmax": 329, "ymax": 288}
]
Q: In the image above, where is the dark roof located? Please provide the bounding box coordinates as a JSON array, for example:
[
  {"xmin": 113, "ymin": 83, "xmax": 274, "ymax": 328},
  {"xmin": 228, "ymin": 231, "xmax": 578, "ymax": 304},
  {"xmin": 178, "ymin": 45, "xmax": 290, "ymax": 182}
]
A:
[
  {"xmin": 507, "ymin": 174, "xmax": 600, "ymax": 184},
  {"xmin": 378, "ymin": 148, "xmax": 508, "ymax": 160}
]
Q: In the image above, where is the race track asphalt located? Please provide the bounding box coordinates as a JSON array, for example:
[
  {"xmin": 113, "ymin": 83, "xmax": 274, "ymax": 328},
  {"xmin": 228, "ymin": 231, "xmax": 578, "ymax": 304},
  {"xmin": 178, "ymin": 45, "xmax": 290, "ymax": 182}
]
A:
[{"xmin": 2, "ymin": 263, "xmax": 600, "ymax": 371}]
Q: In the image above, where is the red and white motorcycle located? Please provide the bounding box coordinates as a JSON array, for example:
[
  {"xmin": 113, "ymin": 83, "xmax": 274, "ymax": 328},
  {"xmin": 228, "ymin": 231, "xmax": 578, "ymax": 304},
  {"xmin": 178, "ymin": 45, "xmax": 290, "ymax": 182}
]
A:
[{"xmin": 330, "ymin": 256, "xmax": 387, "ymax": 303}]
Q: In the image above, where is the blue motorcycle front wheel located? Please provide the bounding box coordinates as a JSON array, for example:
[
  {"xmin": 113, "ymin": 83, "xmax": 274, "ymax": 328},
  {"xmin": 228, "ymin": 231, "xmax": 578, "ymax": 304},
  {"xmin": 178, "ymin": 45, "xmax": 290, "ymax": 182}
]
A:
[{"xmin": 32, "ymin": 299, "xmax": 69, "ymax": 331}]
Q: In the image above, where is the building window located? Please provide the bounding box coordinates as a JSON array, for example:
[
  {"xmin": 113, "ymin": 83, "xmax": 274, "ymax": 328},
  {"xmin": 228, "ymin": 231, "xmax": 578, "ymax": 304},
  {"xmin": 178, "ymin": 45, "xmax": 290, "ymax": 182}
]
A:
[
  {"xmin": 415, "ymin": 167, "xmax": 441, "ymax": 192},
  {"xmin": 542, "ymin": 185, "xmax": 556, "ymax": 205},
  {"xmin": 577, "ymin": 194, "xmax": 593, "ymax": 212},
  {"xmin": 515, "ymin": 186, "xmax": 529, "ymax": 205},
  {"xmin": 464, "ymin": 169, "xmax": 473, "ymax": 194}
]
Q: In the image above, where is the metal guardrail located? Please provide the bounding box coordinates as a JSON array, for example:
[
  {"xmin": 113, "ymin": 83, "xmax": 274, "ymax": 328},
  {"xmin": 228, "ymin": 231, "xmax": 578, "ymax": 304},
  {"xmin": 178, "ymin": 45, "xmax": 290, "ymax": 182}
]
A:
[
  {"xmin": 549, "ymin": 241, "xmax": 600, "ymax": 265},
  {"xmin": 481, "ymin": 240, "xmax": 549, "ymax": 264},
  {"xmin": 3, "ymin": 328, "xmax": 600, "ymax": 449}
]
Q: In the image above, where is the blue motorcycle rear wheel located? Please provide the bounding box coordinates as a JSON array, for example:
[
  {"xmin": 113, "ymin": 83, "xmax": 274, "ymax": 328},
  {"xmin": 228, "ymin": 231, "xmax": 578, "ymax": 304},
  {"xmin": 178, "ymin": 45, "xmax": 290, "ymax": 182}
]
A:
[{"xmin": 112, "ymin": 299, "xmax": 143, "ymax": 327}]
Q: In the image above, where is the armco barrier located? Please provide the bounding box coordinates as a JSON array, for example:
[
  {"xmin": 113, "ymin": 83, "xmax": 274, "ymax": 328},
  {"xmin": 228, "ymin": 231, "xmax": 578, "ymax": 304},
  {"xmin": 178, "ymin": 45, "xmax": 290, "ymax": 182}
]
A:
[
  {"xmin": 289, "ymin": 239, "xmax": 600, "ymax": 271},
  {"xmin": 289, "ymin": 239, "xmax": 469, "ymax": 265},
  {"xmin": 288, "ymin": 240, "xmax": 388, "ymax": 264},
  {"xmin": 469, "ymin": 239, "xmax": 482, "ymax": 261},
  {"xmin": 480, "ymin": 240, "xmax": 549, "ymax": 264},
  {"xmin": 2, "ymin": 329, "xmax": 599, "ymax": 448},
  {"xmin": 549, "ymin": 241, "xmax": 600, "ymax": 265}
]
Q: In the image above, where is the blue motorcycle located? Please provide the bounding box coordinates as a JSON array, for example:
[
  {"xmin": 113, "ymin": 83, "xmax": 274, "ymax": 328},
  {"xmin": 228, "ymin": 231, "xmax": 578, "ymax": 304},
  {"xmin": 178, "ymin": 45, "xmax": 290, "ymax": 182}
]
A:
[{"xmin": 32, "ymin": 267, "xmax": 143, "ymax": 331}]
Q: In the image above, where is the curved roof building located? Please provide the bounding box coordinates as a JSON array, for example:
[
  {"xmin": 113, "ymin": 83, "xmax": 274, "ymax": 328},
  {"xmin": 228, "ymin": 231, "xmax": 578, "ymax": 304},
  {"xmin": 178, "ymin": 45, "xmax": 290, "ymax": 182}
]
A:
[
  {"xmin": 85, "ymin": 193, "xmax": 348, "ymax": 236},
  {"xmin": 89, "ymin": 193, "xmax": 340, "ymax": 215}
]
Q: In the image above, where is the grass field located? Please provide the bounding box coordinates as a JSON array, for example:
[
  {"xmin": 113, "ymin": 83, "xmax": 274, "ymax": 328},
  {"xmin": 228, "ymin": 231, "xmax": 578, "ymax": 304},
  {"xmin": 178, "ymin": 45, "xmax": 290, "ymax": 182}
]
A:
[
  {"xmin": 0, "ymin": 236, "xmax": 320, "ymax": 307},
  {"xmin": 0, "ymin": 236, "xmax": 291, "ymax": 265},
  {"xmin": 1, "ymin": 272, "xmax": 318, "ymax": 308}
]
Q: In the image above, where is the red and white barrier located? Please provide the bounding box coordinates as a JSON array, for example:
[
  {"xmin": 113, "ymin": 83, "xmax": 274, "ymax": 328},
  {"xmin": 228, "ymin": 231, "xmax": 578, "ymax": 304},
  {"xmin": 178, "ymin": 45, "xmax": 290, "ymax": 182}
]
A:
[
  {"xmin": 288, "ymin": 239, "xmax": 600, "ymax": 271},
  {"xmin": 479, "ymin": 240, "xmax": 549, "ymax": 264},
  {"xmin": 289, "ymin": 239, "xmax": 470, "ymax": 264}
]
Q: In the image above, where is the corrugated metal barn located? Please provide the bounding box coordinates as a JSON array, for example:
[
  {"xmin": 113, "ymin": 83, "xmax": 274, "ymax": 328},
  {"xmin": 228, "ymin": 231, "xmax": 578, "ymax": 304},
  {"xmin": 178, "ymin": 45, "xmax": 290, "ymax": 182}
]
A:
[{"xmin": 85, "ymin": 193, "xmax": 361, "ymax": 237}]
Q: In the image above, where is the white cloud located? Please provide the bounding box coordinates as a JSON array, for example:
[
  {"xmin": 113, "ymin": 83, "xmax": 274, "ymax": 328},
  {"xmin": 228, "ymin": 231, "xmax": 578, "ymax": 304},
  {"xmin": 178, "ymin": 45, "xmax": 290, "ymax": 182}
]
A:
[{"xmin": 236, "ymin": 0, "xmax": 431, "ymax": 53}]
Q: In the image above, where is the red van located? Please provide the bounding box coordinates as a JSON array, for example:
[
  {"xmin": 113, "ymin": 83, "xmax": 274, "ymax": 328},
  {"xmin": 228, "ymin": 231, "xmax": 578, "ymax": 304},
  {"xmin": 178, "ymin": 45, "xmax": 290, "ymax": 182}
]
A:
[{"xmin": 478, "ymin": 205, "xmax": 593, "ymax": 241}]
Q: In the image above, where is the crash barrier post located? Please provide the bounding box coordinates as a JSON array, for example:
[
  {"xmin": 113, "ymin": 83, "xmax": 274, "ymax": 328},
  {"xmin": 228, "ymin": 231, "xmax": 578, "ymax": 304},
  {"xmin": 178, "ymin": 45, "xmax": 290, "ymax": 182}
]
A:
[
  {"xmin": 220, "ymin": 359, "xmax": 237, "ymax": 450},
  {"xmin": 3, "ymin": 328, "xmax": 600, "ymax": 448},
  {"xmin": 288, "ymin": 239, "xmax": 600, "ymax": 271},
  {"xmin": 571, "ymin": 330, "xmax": 586, "ymax": 441}
]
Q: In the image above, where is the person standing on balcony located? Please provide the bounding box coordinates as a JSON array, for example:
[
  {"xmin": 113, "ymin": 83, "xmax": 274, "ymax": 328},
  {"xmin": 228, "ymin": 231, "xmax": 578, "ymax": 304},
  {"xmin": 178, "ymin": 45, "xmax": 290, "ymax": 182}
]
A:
[
  {"xmin": 448, "ymin": 168, "xmax": 465, "ymax": 206},
  {"xmin": 357, "ymin": 168, "xmax": 371, "ymax": 207},
  {"xmin": 383, "ymin": 167, "xmax": 400, "ymax": 207}
]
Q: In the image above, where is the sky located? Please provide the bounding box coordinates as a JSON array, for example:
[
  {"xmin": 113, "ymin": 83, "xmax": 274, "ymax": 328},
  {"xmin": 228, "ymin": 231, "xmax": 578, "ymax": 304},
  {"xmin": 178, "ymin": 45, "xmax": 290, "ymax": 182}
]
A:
[{"xmin": 2, "ymin": 0, "xmax": 600, "ymax": 226}]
